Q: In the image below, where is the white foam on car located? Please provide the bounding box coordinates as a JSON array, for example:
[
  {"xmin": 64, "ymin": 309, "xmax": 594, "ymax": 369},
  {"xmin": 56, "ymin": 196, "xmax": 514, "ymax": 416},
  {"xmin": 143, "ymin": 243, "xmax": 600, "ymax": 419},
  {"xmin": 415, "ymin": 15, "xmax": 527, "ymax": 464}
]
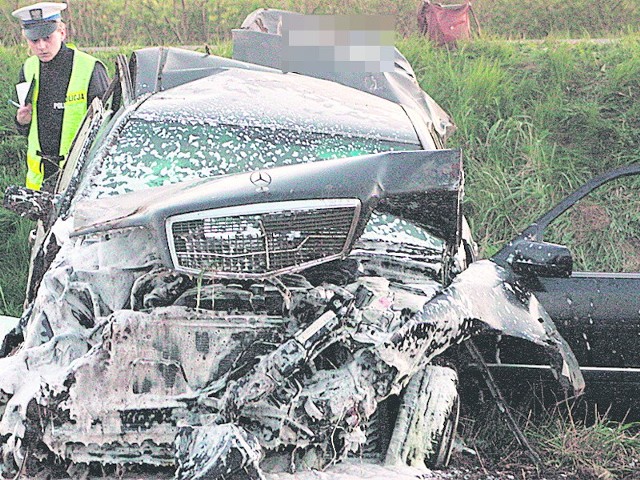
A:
[
  {"xmin": 265, "ymin": 460, "xmax": 440, "ymax": 479},
  {"xmin": 0, "ymin": 316, "xmax": 19, "ymax": 342}
]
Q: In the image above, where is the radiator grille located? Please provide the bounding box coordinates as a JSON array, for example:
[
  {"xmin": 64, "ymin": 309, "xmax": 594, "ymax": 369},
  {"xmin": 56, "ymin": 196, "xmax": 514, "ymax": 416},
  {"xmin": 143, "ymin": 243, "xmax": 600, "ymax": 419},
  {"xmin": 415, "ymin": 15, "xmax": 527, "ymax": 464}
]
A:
[{"xmin": 167, "ymin": 200, "xmax": 360, "ymax": 278}]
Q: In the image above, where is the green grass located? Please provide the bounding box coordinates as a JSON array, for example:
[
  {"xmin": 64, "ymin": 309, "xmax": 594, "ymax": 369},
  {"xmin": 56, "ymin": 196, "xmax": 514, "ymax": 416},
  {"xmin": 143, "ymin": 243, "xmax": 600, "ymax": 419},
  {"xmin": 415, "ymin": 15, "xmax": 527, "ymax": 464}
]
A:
[
  {"xmin": 397, "ymin": 34, "xmax": 640, "ymax": 265},
  {"xmin": 0, "ymin": 206, "xmax": 32, "ymax": 316},
  {"xmin": 460, "ymin": 400, "xmax": 640, "ymax": 479},
  {"xmin": 0, "ymin": 47, "xmax": 31, "ymax": 316},
  {"xmin": 1, "ymin": 0, "xmax": 638, "ymax": 46},
  {"xmin": 532, "ymin": 415, "xmax": 640, "ymax": 479}
]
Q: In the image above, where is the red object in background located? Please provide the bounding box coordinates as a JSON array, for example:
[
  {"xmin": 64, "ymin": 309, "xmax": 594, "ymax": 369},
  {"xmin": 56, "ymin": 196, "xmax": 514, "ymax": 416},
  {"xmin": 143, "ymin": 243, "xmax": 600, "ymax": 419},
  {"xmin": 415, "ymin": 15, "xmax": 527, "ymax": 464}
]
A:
[{"xmin": 418, "ymin": 1, "xmax": 472, "ymax": 46}]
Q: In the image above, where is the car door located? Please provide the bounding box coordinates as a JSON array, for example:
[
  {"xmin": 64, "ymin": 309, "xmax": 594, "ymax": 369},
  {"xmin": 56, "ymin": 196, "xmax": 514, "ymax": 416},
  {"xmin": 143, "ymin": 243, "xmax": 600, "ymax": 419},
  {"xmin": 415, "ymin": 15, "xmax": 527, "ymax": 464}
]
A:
[{"xmin": 490, "ymin": 164, "xmax": 640, "ymax": 409}]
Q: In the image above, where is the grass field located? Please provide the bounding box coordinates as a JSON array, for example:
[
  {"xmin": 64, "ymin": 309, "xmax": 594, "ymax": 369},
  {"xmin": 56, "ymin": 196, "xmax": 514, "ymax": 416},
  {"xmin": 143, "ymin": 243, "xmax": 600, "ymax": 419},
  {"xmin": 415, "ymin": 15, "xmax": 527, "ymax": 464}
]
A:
[{"xmin": 397, "ymin": 35, "xmax": 640, "ymax": 264}]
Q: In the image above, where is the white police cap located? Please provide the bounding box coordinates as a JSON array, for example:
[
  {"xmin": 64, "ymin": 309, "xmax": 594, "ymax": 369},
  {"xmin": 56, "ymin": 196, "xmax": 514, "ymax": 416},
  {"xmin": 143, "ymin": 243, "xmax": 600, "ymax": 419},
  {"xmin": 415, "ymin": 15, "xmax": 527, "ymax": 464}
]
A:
[{"xmin": 12, "ymin": 2, "xmax": 67, "ymax": 41}]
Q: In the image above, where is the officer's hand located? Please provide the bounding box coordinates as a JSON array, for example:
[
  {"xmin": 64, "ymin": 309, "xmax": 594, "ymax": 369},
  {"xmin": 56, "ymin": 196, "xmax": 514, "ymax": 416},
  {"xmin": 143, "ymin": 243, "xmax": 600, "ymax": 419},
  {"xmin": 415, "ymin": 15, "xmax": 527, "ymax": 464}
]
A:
[{"xmin": 16, "ymin": 104, "xmax": 32, "ymax": 126}]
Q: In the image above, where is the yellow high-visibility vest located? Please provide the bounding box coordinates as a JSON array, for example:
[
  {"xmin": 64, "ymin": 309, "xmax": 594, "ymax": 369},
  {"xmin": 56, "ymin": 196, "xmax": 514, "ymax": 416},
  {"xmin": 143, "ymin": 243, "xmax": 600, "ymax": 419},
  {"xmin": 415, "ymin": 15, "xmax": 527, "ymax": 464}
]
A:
[{"xmin": 23, "ymin": 49, "xmax": 99, "ymax": 190}]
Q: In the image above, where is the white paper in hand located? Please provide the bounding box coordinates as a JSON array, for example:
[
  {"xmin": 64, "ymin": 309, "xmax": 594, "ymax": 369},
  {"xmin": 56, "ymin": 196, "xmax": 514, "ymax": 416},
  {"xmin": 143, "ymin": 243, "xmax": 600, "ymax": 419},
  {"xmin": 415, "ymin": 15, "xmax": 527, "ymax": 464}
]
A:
[{"xmin": 16, "ymin": 80, "xmax": 32, "ymax": 106}]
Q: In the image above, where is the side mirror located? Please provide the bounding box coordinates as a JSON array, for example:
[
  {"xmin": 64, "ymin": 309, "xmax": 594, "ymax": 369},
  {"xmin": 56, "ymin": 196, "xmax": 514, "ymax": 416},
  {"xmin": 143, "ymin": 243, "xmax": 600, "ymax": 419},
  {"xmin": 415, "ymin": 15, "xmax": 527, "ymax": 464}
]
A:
[
  {"xmin": 3, "ymin": 185, "xmax": 55, "ymax": 222},
  {"xmin": 510, "ymin": 240, "xmax": 572, "ymax": 278}
]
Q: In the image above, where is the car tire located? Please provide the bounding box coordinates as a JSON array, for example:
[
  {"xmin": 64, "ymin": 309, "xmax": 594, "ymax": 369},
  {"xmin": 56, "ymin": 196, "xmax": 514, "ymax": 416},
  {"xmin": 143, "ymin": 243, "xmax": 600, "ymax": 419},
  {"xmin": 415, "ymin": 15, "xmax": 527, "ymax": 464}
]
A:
[{"xmin": 385, "ymin": 365, "xmax": 459, "ymax": 469}]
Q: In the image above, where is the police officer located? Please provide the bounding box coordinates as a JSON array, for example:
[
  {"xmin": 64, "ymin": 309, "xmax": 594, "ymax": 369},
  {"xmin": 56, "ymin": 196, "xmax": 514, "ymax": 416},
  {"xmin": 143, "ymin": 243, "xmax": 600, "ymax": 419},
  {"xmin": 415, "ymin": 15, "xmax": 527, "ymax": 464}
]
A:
[{"xmin": 12, "ymin": 2, "xmax": 110, "ymax": 191}]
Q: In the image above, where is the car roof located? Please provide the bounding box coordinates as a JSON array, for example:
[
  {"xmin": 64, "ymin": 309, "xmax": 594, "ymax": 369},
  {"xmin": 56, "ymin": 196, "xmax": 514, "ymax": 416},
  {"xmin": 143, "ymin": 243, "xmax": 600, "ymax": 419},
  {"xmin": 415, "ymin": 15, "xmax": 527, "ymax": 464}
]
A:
[{"xmin": 133, "ymin": 67, "xmax": 421, "ymax": 145}]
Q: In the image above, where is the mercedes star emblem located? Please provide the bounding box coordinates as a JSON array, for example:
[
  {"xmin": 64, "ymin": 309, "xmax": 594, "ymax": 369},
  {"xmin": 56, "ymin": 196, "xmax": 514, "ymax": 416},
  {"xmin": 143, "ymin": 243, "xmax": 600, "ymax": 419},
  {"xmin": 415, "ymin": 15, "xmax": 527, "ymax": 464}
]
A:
[{"xmin": 250, "ymin": 170, "xmax": 272, "ymax": 191}]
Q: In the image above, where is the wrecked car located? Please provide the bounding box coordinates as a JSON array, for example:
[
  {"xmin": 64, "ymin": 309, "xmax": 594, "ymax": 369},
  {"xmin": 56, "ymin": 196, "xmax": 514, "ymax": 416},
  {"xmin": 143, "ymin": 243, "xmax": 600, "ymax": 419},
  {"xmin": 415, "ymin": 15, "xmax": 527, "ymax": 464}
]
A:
[{"xmin": 0, "ymin": 9, "xmax": 584, "ymax": 479}]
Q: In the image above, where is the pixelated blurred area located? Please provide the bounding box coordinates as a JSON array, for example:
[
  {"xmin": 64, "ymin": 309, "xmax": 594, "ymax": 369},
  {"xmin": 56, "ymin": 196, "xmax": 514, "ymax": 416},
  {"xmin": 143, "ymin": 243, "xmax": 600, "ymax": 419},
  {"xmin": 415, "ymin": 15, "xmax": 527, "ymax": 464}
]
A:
[{"xmin": 281, "ymin": 14, "xmax": 395, "ymax": 74}]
